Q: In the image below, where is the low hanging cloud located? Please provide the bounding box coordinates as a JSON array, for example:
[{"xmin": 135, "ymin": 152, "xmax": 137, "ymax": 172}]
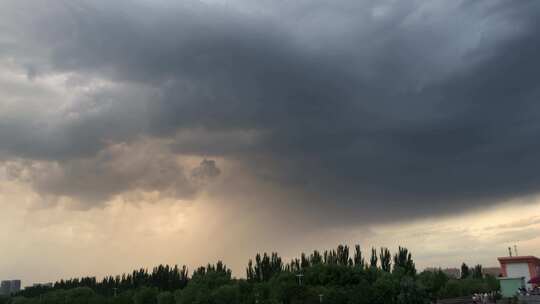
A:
[
  {"xmin": 2, "ymin": 141, "xmax": 221, "ymax": 205},
  {"xmin": 1, "ymin": 0, "xmax": 540, "ymax": 223}
]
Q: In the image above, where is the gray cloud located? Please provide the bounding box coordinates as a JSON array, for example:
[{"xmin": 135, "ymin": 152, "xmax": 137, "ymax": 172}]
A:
[
  {"xmin": 1, "ymin": 0, "xmax": 540, "ymax": 222},
  {"xmin": 2, "ymin": 142, "xmax": 221, "ymax": 205},
  {"xmin": 191, "ymin": 159, "xmax": 221, "ymax": 182}
]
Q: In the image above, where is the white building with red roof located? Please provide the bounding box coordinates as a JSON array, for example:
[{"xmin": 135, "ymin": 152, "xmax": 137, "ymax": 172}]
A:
[{"xmin": 498, "ymin": 255, "xmax": 540, "ymax": 289}]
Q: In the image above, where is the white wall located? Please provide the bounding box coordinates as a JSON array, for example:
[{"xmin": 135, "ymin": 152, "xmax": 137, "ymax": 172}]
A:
[{"xmin": 507, "ymin": 263, "xmax": 532, "ymax": 289}]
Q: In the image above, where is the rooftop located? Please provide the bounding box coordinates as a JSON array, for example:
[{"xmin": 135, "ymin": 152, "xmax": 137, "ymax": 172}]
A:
[{"xmin": 498, "ymin": 256, "xmax": 540, "ymax": 263}]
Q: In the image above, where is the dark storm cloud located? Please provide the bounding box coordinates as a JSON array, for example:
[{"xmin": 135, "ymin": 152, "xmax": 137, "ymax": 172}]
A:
[{"xmin": 1, "ymin": 0, "xmax": 540, "ymax": 221}]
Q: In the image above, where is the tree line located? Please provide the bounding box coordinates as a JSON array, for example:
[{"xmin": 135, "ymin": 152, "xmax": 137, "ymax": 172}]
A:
[{"xmin": 1, "ymin": 244, "xmax": 500, "ymax": 304}]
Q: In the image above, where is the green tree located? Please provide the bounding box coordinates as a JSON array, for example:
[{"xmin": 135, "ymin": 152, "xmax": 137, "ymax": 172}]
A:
[
  {"xmin": 249, "ymin": 253, "xmax": 283, "ymax": 282},
  {"xmin": 9, "ymin": 298, "xmax": 37, "ymax": 304},
  {"xmin": 373, "ymin": 272, "xmax": 399, "ymax": 304},
  {"xmin": 484, "ymin": 274, "xmax": 500, "ymax": 291},
  {"xmin": 438, "ymin": 280, "xmax": 463, "ymax": 298},
  {"xmin": 10, "ymin": 244, "xmax": 501, "ymax": 304},
  {"xmin": 397, "ymin": 277, "xmax": 428, "ymax": 304},
  {"xmin": 460, "ymin": 263, "xmax": 470, "ymax": 279},
  {"xmin": 379, "ymin": 248, "xmax": 392, "ymax": 272},
  {"xmin": 211, "ymin": 285, "xmax": 239, "ymax": 304},
  {"xmin": 393, "ymin": 247, "xmax": 416, "ymax": 276},
  {"xmin": 133, "ymin": 287, "xmax": 158, "ymax": 304},
  {"xmin": 353, "ymin": 245, "xmax": 365, "ymax": 268},
  {"xmin": 156, "ymin": 292, "xmax": 174, "ymax": 304},
  {"xmin": 370, "ymin": 248, "xmax": 378, "ymax": 269},
  {"xmin": 472, "ymin": 264, "xmax": 483, "ymax": 279},
  {"xmin": 109, "ymin": 290, "xmax": 134, "ymax": 304},
  {"xmin": 417, "ymin": 269, "xmax": 448, "ymax": 300}
]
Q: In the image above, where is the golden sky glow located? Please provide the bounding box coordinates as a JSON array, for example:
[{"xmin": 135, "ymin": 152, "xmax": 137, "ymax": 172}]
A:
[{"xmin": 2, "ymin": 175, "xmax": 539, "ymax": 286}]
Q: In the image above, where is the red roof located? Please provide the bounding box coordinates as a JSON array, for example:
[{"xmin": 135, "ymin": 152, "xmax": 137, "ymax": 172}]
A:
[{"xmin": 498, "ymin": 256, "xmax": 540, "ymax": 263}]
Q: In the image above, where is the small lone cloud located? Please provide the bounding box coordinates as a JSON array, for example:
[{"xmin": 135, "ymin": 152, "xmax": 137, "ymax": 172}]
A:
[{"xmin": 190, "ymin": 159, "xmax": 221, "ymax": 185}]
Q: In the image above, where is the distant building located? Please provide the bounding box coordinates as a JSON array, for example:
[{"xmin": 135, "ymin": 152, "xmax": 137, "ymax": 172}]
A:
[
  {"xmin": 424, "ymin": 266, "xmax": 500, "ymax": 279},
  {"xmin": 33, "ymin": 282, "xmax": 53, "ymax": 288},
  {"xmin": 442, "ymin": 268, "xmax": 461, "ymax": 279},
  {"xmin": 424, "ymin": 267, "xmax": 461, "ymax": 279},
  {"xmin": 482, "ymin": 267, "xmax": 501, "ymax": 277},
  {"xmin": 0, "ymin": 281, "xmax": 9, "ymax": 295},
  {"xmin": 10, "ymin": 280, "xmax": 21, "ymax": 293},
  {"xmin": 0, "ymin": 280, "xmax": 21, "ymax": 295}
]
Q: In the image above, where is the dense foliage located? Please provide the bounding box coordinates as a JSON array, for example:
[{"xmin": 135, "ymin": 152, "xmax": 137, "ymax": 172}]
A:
[{"xmin": 6, "ymin": 245, "xmax": 499, "ymax": 304}]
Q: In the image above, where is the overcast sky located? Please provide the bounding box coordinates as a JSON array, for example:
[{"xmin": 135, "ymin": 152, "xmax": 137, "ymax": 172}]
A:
[{"xmin": 1, "ymin": 0, "xmax": 540, "ymax": 286}]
